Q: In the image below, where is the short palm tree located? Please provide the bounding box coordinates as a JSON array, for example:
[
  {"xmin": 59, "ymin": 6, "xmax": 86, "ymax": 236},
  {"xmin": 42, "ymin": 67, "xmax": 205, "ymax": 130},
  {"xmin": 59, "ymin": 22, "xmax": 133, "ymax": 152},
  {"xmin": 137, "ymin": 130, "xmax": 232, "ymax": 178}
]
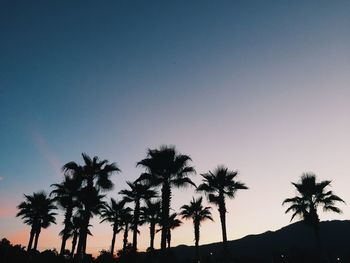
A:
[
  {"xmin": 16, "ymin": 191, "xmax": 57, "ymax": 251},
  {"xmin": 283, "ymin": 173, "xmax": 344, "ymax": 236},
  {"xmin": 100, "ymin": 198, "xmax": 126, "ymax": 256},
  {"xmin": 166, "ymin": 213, "xmax": 182, "ymax": 248},
  {"xmin": 69, "ymin": 215, "xmax": 83, "ymax": 258},
  {"xmin": 140, "ymin": 200, "xmax": 161, "ymax": 251},
  {"xmin": 68, "ymin": 214, "xmax": 93, "ymax": 258},
  {"xmin": 50, "ymin": 175, "xmax": 81, "ymax": 256},
  {"xmin": 119, "ymin": 180, "xmax": 157, "ymax": 251},
  {"xmin": 197, "ymin": 166, "xmax": 248, "ymax": 253},
  {"xmin": 180, "ymin": 197, "xmax": 213, "ymax": 262},
  {"xmin": 63, "ymin": 153, "xmax": 120, "ymax": 259},
  {"xmin": 137, "ymin": 145, "xmax": 195, "ymax": 251},
  {"xmin": 119, "ymin": 206, "xmax": 133, "ymax": 252}
]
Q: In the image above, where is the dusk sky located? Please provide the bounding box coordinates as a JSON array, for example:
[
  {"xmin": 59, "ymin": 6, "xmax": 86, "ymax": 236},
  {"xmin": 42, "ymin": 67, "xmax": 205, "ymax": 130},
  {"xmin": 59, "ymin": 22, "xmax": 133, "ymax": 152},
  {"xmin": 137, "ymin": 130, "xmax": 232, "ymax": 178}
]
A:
[{"xmin": 1, "ymin": 0, "xmax": 349, "ymax": 256}]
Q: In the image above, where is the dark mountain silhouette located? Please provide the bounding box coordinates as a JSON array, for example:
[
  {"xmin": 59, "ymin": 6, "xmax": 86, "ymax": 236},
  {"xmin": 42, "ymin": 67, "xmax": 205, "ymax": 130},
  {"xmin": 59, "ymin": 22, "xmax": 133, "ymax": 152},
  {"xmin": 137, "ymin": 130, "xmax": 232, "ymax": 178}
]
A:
[{"xmin": 170, "ymin": 220, "xmax": 350, "ymax": 262}]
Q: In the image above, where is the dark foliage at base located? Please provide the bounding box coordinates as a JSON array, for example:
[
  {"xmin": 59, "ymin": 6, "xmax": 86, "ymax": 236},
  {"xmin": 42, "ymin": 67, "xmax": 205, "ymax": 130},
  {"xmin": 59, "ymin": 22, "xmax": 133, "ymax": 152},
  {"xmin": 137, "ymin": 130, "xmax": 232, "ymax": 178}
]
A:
[{"xmin": 2, "ymin": 237, "xmax": 350, "ymax": 263}]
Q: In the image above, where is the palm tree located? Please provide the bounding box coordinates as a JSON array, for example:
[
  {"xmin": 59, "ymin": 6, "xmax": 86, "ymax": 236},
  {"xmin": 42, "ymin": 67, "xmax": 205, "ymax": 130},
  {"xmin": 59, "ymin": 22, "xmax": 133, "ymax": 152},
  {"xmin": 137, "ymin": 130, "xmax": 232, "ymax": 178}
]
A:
[
  {"xmin": 197, "ymin": 165, "xmax": 248, "ymax": 253},
  {"xmin": 50, "ymin": 175, "xmax": 81, "ymax": 256},
  {"xmin": 283, "ymin": 173, "xmax": 344, "ymax": 236},
  {"xmin": 119, "ymin": 206, "xmax": 133, "ymax": 252},
  {"xmin": 166, "ymin": 213, "xmax": 182, "ymax": 248},
  {"xmin": 68, "ymin": 214, "xmax": 93, "ymax": 258},
  {"xmin": 180, "ymin": 197, "xmax": 213, "ymax": 262},
  {"xmin": 69, "ymin": 215, "xmax": 82, "ymax": 258},
  {"xmin": 63, "ymin": 153, "xmax": 120, "ymax": 259},
  {"xmin": 137, "ymin": 145, "xmax": 195, "ymax": 251},
  {"xmin": 100, "ymin": 198, "xmax": 126, "ymax": 256},
  {"xmin": 16, "ymin": 191, "xmax": 57, "ymax": 251},
  {"xmin": 119, "ymin": 180, "xmax": 157, "ymax": 251},
  {"xmin": 140, "ymin": 200, "xmax": 161, "ymax": 251}
]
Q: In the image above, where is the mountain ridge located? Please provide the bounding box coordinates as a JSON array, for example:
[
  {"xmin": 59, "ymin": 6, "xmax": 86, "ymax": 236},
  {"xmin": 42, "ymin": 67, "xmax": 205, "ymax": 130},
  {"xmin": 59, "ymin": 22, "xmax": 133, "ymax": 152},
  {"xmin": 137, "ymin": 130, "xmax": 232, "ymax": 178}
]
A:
[{"xmin": 169, "ymin": 220, "xmax": 350, "ymax": 262}]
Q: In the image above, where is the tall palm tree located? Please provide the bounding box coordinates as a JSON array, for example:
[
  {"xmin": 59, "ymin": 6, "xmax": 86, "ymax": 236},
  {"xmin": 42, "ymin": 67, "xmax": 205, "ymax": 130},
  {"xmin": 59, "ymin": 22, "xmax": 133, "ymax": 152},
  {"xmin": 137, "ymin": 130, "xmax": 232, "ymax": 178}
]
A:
[
  {"xmin": 119, "ymin": 180, "xmax": 157, "ymax": 251},
  {"xmin": 50, "ymin": 175, "xmax": 81, "ymax": 256},
  {"xmin": 100, "ymin": 198, "xmax": 126, "ymax": 256},
  {"xmin": 140, "ymin": 200, "xmax": 161, "ymax": 251},
  {"xmin": 283, "ymin": 173, "xmax": 344, "ymax": 236},
  {"xmin": 197, "ymin": 166, "xmax": 248, "ymax": 253},
  {"xmin": 63, "ymin": 153, "xmax": 120, "ymax": 259},
  {"xmin": 16, "ymin": 191, "xmax": 57, "ymax": 251},
  {"xmin": 137, "ymin": 145, "xmax": 195, "ymax": 251},
  {"xmin": 180, "ymin": 197, "xmax": 213, "ymax": 262}
]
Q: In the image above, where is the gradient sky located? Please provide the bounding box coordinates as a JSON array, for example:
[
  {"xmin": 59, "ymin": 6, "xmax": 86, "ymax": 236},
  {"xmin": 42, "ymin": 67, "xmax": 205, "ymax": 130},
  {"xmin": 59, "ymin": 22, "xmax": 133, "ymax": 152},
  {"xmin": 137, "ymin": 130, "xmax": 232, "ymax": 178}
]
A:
[{"xmin": 1, "ymin": 0, "xmax": 350, "ymax": 256}]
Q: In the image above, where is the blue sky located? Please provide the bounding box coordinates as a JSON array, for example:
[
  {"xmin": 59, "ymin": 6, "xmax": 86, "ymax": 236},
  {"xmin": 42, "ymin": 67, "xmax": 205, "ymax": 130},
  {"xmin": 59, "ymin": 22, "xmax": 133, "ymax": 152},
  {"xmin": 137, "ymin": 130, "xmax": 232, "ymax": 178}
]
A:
[{"xmin": 1, "ymin": 0, "xmax": 349, "ymax": 253}]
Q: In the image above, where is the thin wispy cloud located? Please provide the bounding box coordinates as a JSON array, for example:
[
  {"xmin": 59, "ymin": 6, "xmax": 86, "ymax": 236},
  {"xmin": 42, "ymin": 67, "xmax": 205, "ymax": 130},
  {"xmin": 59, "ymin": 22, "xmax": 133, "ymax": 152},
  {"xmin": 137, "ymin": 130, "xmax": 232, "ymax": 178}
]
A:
[{"xmin": 30, "ymin": 129, "xmax": 62, "ymax": 176}]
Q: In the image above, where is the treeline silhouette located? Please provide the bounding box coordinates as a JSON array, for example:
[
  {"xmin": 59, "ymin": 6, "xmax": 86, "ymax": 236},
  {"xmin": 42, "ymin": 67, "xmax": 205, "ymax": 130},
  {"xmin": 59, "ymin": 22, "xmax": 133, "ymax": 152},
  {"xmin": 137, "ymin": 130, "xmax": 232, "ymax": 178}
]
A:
[{"xmin": 3, "ymin": 145, "xmax": 346, "ymax": 263}]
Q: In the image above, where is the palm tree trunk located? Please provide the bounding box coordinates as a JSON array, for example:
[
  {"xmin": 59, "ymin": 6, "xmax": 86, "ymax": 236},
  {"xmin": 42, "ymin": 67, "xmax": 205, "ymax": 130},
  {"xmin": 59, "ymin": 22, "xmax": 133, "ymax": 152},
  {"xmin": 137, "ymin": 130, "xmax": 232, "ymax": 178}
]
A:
[
  {"xmin": 132, "ymin": 199, "xmax": 140, "ymax": 251},
  {"xmin": 123, "ymin": 223, "xmax": 129, "ymax": 252},
  {"xmin": 161, "ymin": 182, "xmax": 171, "ymax": 251},
  {"xmin": 76, "ymin": 225, "xmax": 85, "ymax": 258},
  {"xmin": 194, "ymin": 222, "xmax": 200, "ymax": 262},
  {"xmin": 27, "ymin": 227, "xmax": 35, "ymax": 251},
  {"xmin": 219, "ymin": 209, "xmax": 227, "ymax": 243},
  {"xmin": 70, "ymin": 232, "xmax": 78, "ymax": 258},
  {"xmin": 33, "ymin": 228, "xmax": 41, "ymax": 251},
  {"xmin": 111, "ymin": 229, "xmax": 117, "ymax": 255},
  {"xmin": 83, "ymin": 236, "xmax": 87, "ymax": 255},
  {"xmin": 218, "ymin": 195, "xmax": 228, "ymax": 255},
  {"xmin": 77, "ymin": 208, "xmax": 90, "ymax": 260},
  {"xmin": 77, "ymin": 180, "xmax": 93, "ymax": 261},
  {"xmin": 150, "ymin": 221, "xmax": 155, "ymax": 250},
  {"xmin": 59, "ymin": 235, "xmax": 68, "ymax": 256},
  {"xmin": 60, "ymin": 206, "xmax": 73, "ymax": 256},
  {"xmin": 167, "ymin": 229, "xmax": 171, "ymax": 248}
]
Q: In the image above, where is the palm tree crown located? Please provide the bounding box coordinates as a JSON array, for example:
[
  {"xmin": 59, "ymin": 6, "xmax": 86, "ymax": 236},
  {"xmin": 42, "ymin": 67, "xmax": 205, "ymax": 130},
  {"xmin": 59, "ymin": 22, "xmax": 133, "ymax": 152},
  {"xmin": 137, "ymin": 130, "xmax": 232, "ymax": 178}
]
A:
[
  {"xmin": 100, "ymin": 198, "xmax": 126, "ymax": 255},
  {"xmin": 16, "ymin": 191, "xmax": 57, "ymax": 251},
  {"xmin": 180, "ymin": 197, "xmax": 213, "ymax": 225},
  {"xmin": 165, "ymin": 213, "xmax": 182, "ymax": 249},
  {"xmin": 283, "ymin": 173, "xmax": 344, "ymax": 226}
]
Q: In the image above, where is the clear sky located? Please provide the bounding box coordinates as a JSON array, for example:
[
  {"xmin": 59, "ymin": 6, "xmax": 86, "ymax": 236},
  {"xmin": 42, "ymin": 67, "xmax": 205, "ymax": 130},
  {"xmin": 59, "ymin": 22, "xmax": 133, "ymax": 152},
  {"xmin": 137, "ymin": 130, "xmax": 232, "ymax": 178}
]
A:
[{"xmin": 1, "ymin": 0, "xmax": 349, "ymax": 256}]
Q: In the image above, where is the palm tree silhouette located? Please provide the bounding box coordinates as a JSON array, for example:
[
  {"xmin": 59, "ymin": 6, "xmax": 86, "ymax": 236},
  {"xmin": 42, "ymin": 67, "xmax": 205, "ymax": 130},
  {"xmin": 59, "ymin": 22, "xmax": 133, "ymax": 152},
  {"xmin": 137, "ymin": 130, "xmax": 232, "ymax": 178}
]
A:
[
  {"xmin": 50, "ymin": 175, "xmax": 81, "ymax": 256},
  {"xmin": 119, "ymin": 180, "xmax": 156, "ymax": 251},
  {"xmin": 119, "ymin": 206, "xmax": 133, "ymax": 253},
  {"xmin": 78, "ymin": 186, "xmax": 106, "ymax": 254},
  {"xmin": 69, "ymin": 215, "xmax": 83, "ymax": 258},
  {"xmin": 165, "ymin": 213, "xmax": 182, "ymax": 248},
  {"xmin": 180, "ymin": 197, "xmax": 213, "ymax": 262},
  {"xmin": 62, "ymin": 153, "xmax": 120, "ymax": 260},
  {"xmin": 140, "ymin": 200, "xmax": 161, "ymax": 251},
  {"xmin": 68, "ymin": 213, "xmax": 93, "ymax": 258},
  {"xmin": 283, "ymin": 173, "xmax": 344, "ymax": 236},
  {"xmin": 197, "ymin": 165, "xmax": 248, "ymax": 254},
  {"xmin": 137, "ymin": 145, "xmax": 195, "ymax": 252},
  {"xmin": 100, "ymin": 198, "xmax": 126, "ymax": 256},
  {"xmin": 16, "ymin": 191, "xmax": 57, "ymax": 251}
]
